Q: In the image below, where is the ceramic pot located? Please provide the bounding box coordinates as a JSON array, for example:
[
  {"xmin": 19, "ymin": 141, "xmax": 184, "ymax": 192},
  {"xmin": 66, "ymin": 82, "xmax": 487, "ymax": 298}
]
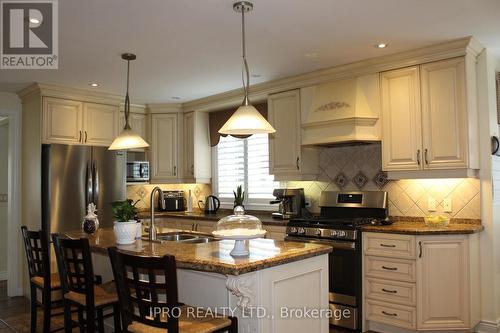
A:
[{"xmin": 113, "ymin": 221, "xmax": 137, "ymax": 245}]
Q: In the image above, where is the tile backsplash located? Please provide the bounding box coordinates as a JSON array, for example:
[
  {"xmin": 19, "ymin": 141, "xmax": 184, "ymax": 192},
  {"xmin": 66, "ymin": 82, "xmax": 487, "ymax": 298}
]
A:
[
  {"xmin": 127, "ymin": 184, "xmax": 212, "ymax": 210},
  {"xmin": 282, "ymin": 143, "xmax": 480, "ymax": 219}
]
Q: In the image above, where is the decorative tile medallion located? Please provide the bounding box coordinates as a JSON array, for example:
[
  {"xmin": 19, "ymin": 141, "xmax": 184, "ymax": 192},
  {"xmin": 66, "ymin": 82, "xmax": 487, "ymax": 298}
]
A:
[
  {"xmin": 352, "ymin": 171, "xmax": 368, "ymax": 189},
  {"xmin": 334, "ymin": 172, "xmax": 348, "ymax": 189},
  {"xmin": 372, "ymin": 170, "xmax": 389, "ymax": 189}
]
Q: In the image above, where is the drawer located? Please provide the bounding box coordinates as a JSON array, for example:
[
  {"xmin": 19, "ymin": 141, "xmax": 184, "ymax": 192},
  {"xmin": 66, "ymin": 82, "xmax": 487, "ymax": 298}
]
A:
[
  {"xmin": 364, "ymin": 233, "xmax": 416, "ymax": 259},
  {"xmin": 365, "ymin": 256, "xmax": 416, "ymax": 282},
  {"xmin": 366, "ymin": 299, "xmax": 416, "ymax": 329},
  {"xmin": 365, "ymin": 277, "xmax": 416, "ymax": 306}
]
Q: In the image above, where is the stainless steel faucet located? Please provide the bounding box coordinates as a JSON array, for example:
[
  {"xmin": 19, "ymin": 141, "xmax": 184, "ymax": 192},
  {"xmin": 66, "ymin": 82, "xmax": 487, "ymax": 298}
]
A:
[{"xmin": 149, "ymin": 186, "xmax": 164, "ymax": 241}]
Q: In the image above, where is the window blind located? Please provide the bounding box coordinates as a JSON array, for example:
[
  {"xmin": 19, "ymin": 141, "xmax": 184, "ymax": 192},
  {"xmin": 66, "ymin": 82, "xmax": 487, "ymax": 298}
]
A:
[{"xmin": 216, "ymin": 134, "xmax": 276, "ymax": 201}]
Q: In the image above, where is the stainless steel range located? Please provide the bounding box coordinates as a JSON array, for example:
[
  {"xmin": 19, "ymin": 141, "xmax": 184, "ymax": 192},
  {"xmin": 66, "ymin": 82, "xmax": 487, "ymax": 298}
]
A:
[{"xmin": 285, "ymin": 191, "xmax": 389, "ymax": 331}]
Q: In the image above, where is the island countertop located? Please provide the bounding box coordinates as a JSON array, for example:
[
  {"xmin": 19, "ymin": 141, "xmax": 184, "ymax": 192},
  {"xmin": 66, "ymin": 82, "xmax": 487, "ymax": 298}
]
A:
[{"xmin": 63, "ymin": 228, "xmax": 332, "ymax": 276}]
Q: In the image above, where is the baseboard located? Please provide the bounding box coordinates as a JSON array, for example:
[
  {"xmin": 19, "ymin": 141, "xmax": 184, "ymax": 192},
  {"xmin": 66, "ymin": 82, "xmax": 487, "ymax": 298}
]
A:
[
  {"xmin": 0, "ymin": 271, "xmax": 7, "ymax": 281},
  {"xmin": 475, "ymin": 320, "xmax": 500, "ymax": 333}
]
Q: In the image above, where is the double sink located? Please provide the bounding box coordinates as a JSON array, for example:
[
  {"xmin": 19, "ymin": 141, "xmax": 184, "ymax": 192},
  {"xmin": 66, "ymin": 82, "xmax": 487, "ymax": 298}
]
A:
[{"xmin": 142, "ymin": 231, "xmax": 217, "ymax": 244}]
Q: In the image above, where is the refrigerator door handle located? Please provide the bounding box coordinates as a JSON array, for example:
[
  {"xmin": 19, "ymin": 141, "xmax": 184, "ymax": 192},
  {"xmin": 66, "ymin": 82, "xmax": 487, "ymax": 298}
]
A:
[
  {"xmin": 86, "ymin": 162, "xmax": 93, "ymax": 207},
  {"xmin": 93, "ymin": 160, "xmax": 100, "ymax": 207}
]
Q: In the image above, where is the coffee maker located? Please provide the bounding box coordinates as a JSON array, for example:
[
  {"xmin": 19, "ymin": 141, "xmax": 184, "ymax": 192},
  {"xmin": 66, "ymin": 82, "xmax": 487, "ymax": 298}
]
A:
[{"xmin": 270, "ymin": 188, "xmax": 305, "ymax": 219}]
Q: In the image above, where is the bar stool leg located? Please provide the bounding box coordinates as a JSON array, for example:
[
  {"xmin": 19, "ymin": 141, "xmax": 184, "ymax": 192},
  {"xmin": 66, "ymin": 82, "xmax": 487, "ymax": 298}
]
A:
[
  {"xmin": 63, "ymin": 300, "xmax": 72, "ymax": 333},
  {"xmin": 97, "ymin": 308, "xmax": 105, "ymax": 333},
  {"xmin": 42, "ymin": 289, "xmax": 51, "ymax": 333},
  {"xmin": 86, "ymin": 306, "xmax": 96, "ymax": 333},
  {"xmin": 29, "ymin": 284, "xmax": 38, "ymax": 333},
  {"xmin": 78, "ymin": 308, "xmax": 85, "ymax": 332},
  {"xmin": 112, "ymin": 304, "xmax": 121, "ymax": 333}
]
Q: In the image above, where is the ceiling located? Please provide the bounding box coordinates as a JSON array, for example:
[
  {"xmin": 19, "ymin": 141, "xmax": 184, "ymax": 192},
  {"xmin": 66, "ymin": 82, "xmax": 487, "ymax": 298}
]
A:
[{"xmin": 1, "ymin": 0, "xmax": 499, "ymax": 104}]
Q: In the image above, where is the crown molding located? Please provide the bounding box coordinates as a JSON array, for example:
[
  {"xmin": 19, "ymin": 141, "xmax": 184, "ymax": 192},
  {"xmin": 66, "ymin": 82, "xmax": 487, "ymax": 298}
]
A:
[
  {"xmin": 183, "ymin": 36, "xmax": 483, "ymax": 112},
  {"xmin": 147, "ymin": 103, "xmax": 183, "ymax": 114}
]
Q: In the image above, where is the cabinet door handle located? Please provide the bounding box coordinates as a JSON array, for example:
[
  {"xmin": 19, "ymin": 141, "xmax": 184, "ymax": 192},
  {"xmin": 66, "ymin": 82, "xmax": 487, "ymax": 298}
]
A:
[
  {"xmin": 382, "ymin": 311, "xmax": 398, "ymax": 317},
  {"xmin": 419, "ymin": 241, "xmax": 423, "ymax": 258},
  {"xmin": 296, "ymin": 157, "xmax": 300, "ymax": 170},
  {"xmin": 417, "ymin": 150, "xmax": 421, "ymax": 165},
  {"xmin": 84, "ymin": 131, "xmax": 88, "ymax": 143},
  {"xmin": 382, "ymin": 266, "xmax": 398, "ymax": 271},
  {"xmin": 79, "ymin": 130, "xmax": 82, "ymax": 143},
  {"xmin": 191, "ymin": 164, "xmax": 194, "ymax": 175},
  {"xmin": 382, "ymin": 288, "xmax": 398, "ymax": 294},
  {"xmin": 380, "ymin": 243, "xmax": 396, "ymax": 248},
  {"xmin": 424, "ymin": 149, "xmax": 429, "ymax": 165},
  {"xmin": 174, "ymin": 166, "xmax": 177, "ymax": 176}
]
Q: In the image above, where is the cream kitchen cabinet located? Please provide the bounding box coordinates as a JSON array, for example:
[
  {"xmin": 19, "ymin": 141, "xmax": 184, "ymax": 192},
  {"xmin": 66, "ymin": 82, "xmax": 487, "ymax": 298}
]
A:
[
  {"xmin": 268, "ymin": 89, "xmax": 319, "ymax": 180},
  {"xmin": 363, "ymin": 232, "xmax": 480, "ymax": 332},
  {"xmin": 181, "ymin": 111, "xmax": 211, "ymax": 183},
  {"xmin": 42, "ymin": 97, "xmax": 118, "ymax": 146},
  {"xmin": 381, "ymin": 57, "xmax": 479, "ymax": 178},
  {"xmin": 149, "ymin": 113, "xmax": 179, "ymax": 182}
]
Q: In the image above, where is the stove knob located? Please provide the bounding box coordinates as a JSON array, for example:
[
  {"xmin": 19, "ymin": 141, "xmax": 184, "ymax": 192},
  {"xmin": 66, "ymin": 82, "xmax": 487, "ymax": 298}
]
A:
[
  {"xmin": 297, "ymin": 227, "xmax": 306, "ymax": 235},
  {"xmin": 330, "ymin": 230, "xmax": 337, "ymax": 237},
  {"xmin": 289, "ymin": 227, "xmax": 297, "ymax": 234},
  {"xmin": 314, "ymin": 228, "xmax": 322, "ymax": 236}
]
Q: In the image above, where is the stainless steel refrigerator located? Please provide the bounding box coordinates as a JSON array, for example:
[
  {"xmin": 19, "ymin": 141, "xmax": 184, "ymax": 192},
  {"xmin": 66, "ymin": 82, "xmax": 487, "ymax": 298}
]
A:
[{"xmin": 42, "ymin": 144, "xmax": 126, "ymax": 233}]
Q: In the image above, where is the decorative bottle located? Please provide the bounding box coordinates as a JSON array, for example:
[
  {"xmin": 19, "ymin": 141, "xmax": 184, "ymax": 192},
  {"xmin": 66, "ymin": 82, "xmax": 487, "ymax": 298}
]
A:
[
  {"xmin": 187, "ymin": 190, "xmax": 193, "ymax": 212},
  {"xmin": 82, "ymin": 203, "xmax": 99, "ymax": 234}
]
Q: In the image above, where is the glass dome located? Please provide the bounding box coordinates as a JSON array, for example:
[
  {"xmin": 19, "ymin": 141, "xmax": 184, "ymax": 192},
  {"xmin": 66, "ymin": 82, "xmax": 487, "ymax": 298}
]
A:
[{"xmin": 213, "ymin": 206, "xmax": 264, "ymax": 237}]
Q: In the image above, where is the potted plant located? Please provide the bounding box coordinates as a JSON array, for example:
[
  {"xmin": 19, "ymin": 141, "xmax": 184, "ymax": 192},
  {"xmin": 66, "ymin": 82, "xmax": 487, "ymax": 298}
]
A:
[
  {"xmin": 111, "ymin": 199, "xmax": 139, "ymax": 245},
  {"xmin": 233, "ymin": 185, "xmax": 245, "ymax": 208}
]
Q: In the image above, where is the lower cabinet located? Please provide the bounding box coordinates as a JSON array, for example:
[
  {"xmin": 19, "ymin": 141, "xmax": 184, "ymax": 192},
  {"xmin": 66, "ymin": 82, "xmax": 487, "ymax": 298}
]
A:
[{"xmin": 363, "ymin": 232, "xmax": 480, "ymax": 332}]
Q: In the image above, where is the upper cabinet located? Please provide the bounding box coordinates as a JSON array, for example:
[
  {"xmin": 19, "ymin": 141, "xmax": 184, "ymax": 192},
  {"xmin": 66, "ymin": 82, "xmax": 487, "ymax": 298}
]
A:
[
  {"xmin": 149, "ymin": 113, "xmax": 179, "ymax": 182},
  {"xmin": 182, "ymin": 111, "xmax": 211, "ymax": 184},
  {"xmin": 42, "ymin": 97, "xmax": 118, "ymax": 146},
  {"xmin": 268, "ymin": 89, "xmax": 319, "ymax": 180},
  {"xmin": 381, "ymin": 57, "xmax": 479, "ymax": 178}
]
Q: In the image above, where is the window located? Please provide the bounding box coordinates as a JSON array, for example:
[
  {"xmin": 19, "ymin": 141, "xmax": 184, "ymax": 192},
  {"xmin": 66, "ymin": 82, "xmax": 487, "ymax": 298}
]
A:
[{"xmin": 214, "ymin": 134, "xmax": 277, "ymax": 209}]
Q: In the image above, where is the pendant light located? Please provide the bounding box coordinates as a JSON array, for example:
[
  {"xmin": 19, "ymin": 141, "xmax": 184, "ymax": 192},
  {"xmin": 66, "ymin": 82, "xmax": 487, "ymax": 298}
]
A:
[
  {"xmin": 218, "ymin": 1, "xmax": 276, "ymax": 135},
  {"xmin": 109, "ymin": 53, "xmax": 150, "ymax": 150}
]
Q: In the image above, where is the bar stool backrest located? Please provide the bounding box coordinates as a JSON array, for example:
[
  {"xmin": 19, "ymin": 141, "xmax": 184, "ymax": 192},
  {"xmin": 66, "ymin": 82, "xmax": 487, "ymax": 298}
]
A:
[
  {"xmin": 51, "ymin": 235, "xmax": 95, "ymax": 301},
  {"xmin": 108, "ymin": 247, "xmax": 180, "ymax": 333},
  {"xmin": 21, "ymin": 226, "xmax": 50, "ymax": 283}
]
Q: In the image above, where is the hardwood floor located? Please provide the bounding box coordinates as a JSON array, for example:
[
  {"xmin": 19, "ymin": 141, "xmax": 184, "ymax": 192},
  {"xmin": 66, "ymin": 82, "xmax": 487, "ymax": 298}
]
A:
[{"xmin": 0, "ymin": 280, "xmax": 360, "ymax": 333}]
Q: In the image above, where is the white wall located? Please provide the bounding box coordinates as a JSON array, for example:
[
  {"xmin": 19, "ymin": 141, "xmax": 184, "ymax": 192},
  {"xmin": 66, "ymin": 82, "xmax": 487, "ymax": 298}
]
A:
[{"xmin": 0, "ymin": 120, "xmax": 8, "ymax": 277}]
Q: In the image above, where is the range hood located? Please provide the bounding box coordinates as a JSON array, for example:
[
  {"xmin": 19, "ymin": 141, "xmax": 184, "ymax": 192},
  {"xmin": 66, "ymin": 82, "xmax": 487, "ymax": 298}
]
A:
[{"xmin": 301, "ymin": 74, "xmax": 381, "ymax": 146}]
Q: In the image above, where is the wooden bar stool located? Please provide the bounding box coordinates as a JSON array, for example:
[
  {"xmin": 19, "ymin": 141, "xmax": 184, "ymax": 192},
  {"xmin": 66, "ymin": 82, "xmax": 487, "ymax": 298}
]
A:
[
  {"xmin": 108, "ymin": 247, "xmax": 238, "ymax": 333},
  {"xmin": 21, "ymin": 226, "xmax": 65, "ymax": 333},
  {"xmin": 51, "ymin": 234, "xmax": 121, "ymax": 333}
]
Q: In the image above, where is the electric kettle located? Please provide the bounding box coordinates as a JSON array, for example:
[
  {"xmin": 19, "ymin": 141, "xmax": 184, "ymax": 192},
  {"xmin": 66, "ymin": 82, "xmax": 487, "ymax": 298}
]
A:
[{"xmin": 198, "ymin": 195, "xmax": 220, "ymax": 214}]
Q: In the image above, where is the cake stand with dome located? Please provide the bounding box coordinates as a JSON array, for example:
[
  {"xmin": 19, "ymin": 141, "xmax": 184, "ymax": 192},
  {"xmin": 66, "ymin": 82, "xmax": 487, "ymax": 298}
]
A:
[{"xmin": 212, "ymin": 206, "xmax": 267, "ymax": 257}]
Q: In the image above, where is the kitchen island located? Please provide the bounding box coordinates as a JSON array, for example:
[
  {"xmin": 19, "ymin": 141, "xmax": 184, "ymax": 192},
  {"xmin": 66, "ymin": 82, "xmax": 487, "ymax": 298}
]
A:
[{"xmin": 64, "ymin": 228, "xmax": 332, "ymax": 333}]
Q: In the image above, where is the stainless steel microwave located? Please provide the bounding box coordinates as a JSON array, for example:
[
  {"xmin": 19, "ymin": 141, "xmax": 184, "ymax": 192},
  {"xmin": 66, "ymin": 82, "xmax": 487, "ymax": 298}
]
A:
[{"xmin": 126, "ymin": 161, "xmax": 150, "ymax": 182}]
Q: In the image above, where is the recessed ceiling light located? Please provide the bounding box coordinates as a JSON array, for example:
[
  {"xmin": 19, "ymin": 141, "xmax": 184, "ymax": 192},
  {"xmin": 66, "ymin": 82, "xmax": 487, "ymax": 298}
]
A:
[
  {"xmin": 376, "ymin": 43, "xmax": 388, "ymax": 49},
  {"xmin": 304, "ymin": 52, "xmax": 319, "ymax": 59},
  {"xmin": 171, "ymin": 96, "xmax": 181, "ymax": 100},
  {"xmin": 29, "ymin": 18, "xmax": 40, "ymax": 24},
  {"xmin": 89, "ymin": 83, "xmax": 99, "ymax": 87}
]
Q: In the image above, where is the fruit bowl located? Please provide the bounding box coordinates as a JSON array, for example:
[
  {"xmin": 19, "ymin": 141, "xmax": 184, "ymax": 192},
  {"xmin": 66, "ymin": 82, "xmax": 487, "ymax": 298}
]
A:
[{"xmin": 424, "ymin": 215, "xmax": 450, "ymax": 228}]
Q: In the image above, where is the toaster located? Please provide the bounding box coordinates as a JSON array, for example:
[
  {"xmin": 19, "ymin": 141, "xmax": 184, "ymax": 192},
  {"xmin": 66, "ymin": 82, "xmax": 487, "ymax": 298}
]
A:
[{"xmin": 158, "ymin": 191, "xmax": 185, "ymax": 212}]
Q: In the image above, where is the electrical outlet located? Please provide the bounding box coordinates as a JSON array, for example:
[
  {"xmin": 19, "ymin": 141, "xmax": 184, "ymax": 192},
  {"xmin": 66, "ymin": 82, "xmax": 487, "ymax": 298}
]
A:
[
  {"xmin": 304, "ymin": 197, "xmax": 311, "ymax": 207},
  {"xmin": 443, "ymin": 198, "xmax": 452, "ymax": 213},
  {"xmin": 428, "ymin": 197, "xmax": 437, "ymax": 211}
]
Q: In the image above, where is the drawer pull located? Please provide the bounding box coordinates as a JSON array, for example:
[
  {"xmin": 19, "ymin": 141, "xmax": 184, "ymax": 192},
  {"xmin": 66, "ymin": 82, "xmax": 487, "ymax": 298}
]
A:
[
  {"xmin": 381, "ymin": 266, "xmax": 398, "ymax": 271},
  {"xmin": 380, "ymin": 243, "xmax": 396, "ymax": 248},
  {"xmin": 382, "ymin": 310, "xmax": 398, "ymax": 317},
  {"xmin": 382, "ymin": 288, "xmax": 398, "ymax": 294}
]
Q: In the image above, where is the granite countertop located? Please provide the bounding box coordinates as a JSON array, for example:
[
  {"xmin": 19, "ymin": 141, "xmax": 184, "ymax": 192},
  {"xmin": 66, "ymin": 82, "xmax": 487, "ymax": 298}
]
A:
[
  {"xmin": 63, "ymin": 228, "xmax": 332, "ymax": 276},
  {"xmin": 361, "ymin": 221, "xmax": 484, "ymax": 235},
  {"xmin": 137, "ymin": 209, "xmax": 289, "ymax": 226}
]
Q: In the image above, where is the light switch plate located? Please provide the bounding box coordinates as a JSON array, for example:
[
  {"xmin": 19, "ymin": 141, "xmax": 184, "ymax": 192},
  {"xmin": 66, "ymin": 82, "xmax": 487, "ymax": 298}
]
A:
[
  {"xmin": 428, "ymin": 197, "xmax": 437, "ymax": 211},
  {"xmin": 443, "ymin": 198, "xmax": 452, "ymax": 213}
]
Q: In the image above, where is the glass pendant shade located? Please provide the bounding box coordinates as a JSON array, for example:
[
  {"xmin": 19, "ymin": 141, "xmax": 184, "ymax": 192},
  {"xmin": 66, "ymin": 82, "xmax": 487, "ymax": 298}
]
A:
[
  {"xmin": 109, "ymin": 127, "xmax": 149, "ymax": 150},
  {"xmin": 218, "ymin": 104, "xmax": 276, "ymax": 135}
]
